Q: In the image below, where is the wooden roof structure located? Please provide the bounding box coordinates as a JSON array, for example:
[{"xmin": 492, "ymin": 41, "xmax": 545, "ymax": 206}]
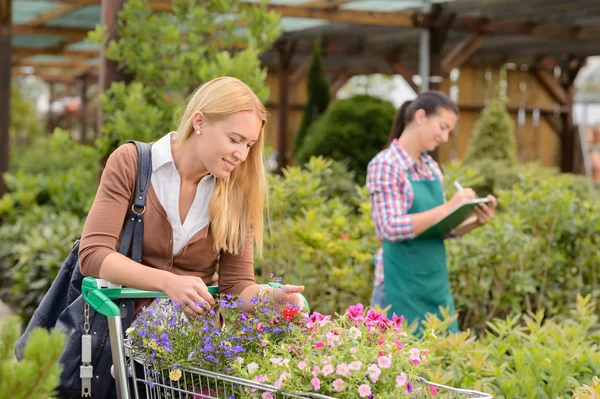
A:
[{"xmin": 3, "ymin": 0, "xmax": 600, "ymax": 193}]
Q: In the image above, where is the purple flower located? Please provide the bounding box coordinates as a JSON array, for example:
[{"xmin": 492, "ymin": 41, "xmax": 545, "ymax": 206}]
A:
[{"xmin": 406, "ymin": 382, "xmax": 413, "ymax": 393}]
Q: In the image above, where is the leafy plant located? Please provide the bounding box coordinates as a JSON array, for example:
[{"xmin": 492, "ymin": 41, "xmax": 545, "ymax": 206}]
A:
[
  {"xmin": 429, "ymin": 295, "xmax": 600, "ymax": 399},
  {"xmin": 258, "ymin": 157, "xmax": 379, "ymax": 315},
  {"xmin": 0, "ymin": 316, "xmax": 65, "ymax": 399}
]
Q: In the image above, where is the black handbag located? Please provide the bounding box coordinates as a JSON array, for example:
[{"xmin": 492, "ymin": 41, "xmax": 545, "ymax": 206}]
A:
[{"xmin": 15, "ymin": 141, "xmax": 152, "ymax": 399}]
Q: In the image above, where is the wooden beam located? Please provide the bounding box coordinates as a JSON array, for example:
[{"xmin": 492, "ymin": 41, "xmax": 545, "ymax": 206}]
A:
[
  {"xmin": 533, "ymin": 69, "xmax": 567, "ymax": 105},
  {"xmin": 26, "ymin": 0, "xmax": 96, "ymax": 26},
  {"xmin": 12, "ymin": 24, "xmax": 89, "ymax": 41},
  {"xmin": 458, "ymin": 103, "xmax": 568, "ymax": 115},
  {"xmin": 441, "ymin": 33, "xmax": 486, "ymax": 74},
  {"xmin": 15, "ymin": 59, "xmax": 98, "ymax": 71},
  {"xmin": 14, "ymin": 47, "xmax": 98, "ymax": 59},
  {"xmin": 298, "ymin": 0, "xmax": 358, "ymax": 8},
  {"xmin": 0, "ymin": 0, "xmax": 11, "ymax": 196},
  {"xmin": 390, "ymin": 61, "xmax": 418, "ymax": 93}
]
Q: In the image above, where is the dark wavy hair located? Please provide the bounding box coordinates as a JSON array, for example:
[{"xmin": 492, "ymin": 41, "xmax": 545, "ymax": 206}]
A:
[{"xmin": 386, "ymin": 91, "xmax": 459, "ymax": 147}]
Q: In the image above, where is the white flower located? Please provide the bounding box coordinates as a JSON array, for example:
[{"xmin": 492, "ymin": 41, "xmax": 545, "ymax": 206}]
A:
[
  {"xmin": 348, "ymin": 327, "xmax": 362, "ymax": 340},
  {"xmin": 247, "ymin": 362, "xmax": 259, "ymax": 375}
]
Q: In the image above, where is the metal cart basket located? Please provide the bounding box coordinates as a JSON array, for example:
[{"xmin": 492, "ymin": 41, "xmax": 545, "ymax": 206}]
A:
[{"xmin": 82, "ymin": 277, "xmax": 493, "ymax": 399}]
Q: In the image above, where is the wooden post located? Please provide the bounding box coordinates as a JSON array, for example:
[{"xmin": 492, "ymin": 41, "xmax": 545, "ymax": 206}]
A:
[
  {"xmin": 560, "ymin": 57, "xmax": 584, "ymax": 173},
  {"xmin": 98, "ymin": 0, "xmax": 132, "ymax": 132},
  {"xmin": 0, "ymin": 0, "xmax": 11, "ymax": 196},
  {"xmin": 277, "ymin": 40, "xmax": 296, "ymax": 172},
  {"xmin": 78, "ymin": 73, "xmax": 88, "ymax": 142}
]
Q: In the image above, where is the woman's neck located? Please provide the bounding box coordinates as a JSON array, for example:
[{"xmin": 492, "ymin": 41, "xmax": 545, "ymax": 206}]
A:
[
  {"xmin": 171, "ymin": 141, "xmax": 209, "ymax": 184},
  {"xmin": 397, "ymin": 129, "xmax": 423, "ymax": 164}
]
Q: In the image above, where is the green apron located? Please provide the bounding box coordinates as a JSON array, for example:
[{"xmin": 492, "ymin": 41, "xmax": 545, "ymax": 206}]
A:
[{"xmin": 382, "ymin": 176, "xmax": 459, "ymax": 333}]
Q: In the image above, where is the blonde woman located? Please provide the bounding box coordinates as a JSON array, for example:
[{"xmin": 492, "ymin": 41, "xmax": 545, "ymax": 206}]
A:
[{"xmin": 79, "ymin": 77, "xmax": 305, "ymax": 317}]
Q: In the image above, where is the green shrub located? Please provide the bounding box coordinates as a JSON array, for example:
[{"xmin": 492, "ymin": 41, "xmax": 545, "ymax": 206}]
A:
[
  {"xmin": 444, "ymin": 164, "xmax": 600, "ymax": 333},
  {"xmin": 0, "ymin": 207, "xmax": 83, "ymax": 321},
  {"xmin": 293, "ymin": 36, "xmax": 330, "ymax": 154},
  {"xmin": 0, "ymin": 316, "xmax": 65, "ymax": 399},
  {"xmin": 256, "ymin": 157, "xmax": 379, "ymax": 315},
  {"xmin": 428, "ymin": 296, "xmax": 600, "ymax": 399},
  {"xmin": 9, "ymin": 83, "xmax": 43, "ymax": 159},
  {"xmin": 296, "ymin": 95, "xmax": 395, "ymax": 184},
  {"xmin": 1, "ymin": 130, "xmax": 99, "ymax": 221}
]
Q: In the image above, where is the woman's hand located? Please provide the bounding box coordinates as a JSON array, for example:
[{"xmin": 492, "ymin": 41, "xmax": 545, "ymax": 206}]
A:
[
  {"xmin": 161, "ymin": 274, "xmax": 214, "ymax": 318},
  {"xmin": 473, "ymin": 195, "xmax": 497, "ymax": 226},
  {"xmin": 273, "ymin": 285, "xmax": 307, "ymax": 311},
  {"xmin": 446, "ymin": 188, "xmax": 477, "ymax": 212}
]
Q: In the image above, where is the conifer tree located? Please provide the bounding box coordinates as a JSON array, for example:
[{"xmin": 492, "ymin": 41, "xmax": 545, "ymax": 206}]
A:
[
  {"xmin": 0, "ymin": 316, "xmax": 65, "ymax": 399},
  {"xmin": 293, "ymin": 36, "xmax": 331, "ymax": 155}
]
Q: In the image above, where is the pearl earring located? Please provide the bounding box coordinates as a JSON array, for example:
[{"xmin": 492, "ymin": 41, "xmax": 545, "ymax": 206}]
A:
[{"xmin": 196, "ymin": 130, "xmax": 201, "ymax": 135}]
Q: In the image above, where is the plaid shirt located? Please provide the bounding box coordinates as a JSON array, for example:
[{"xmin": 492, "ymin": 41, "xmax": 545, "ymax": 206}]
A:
[{"xmin": 366, "ymin": 139, "xmax": 445, "ymax": 287}]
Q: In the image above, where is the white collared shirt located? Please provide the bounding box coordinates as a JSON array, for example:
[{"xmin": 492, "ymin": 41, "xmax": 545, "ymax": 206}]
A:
[{"xmin": 151, "ymin": 132, "xmax": 215, "ymax": 255}]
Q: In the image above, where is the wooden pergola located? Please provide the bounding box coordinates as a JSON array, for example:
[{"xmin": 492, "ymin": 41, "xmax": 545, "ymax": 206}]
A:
[{"xmin": 3, "ymin": 0, "xmax": 600, "ymax": 194}]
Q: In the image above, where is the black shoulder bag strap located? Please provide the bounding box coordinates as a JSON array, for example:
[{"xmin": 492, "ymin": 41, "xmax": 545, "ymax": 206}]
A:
[{"xmin": 117, "ymin": 141, "xmax": 152, "ymax": 262}]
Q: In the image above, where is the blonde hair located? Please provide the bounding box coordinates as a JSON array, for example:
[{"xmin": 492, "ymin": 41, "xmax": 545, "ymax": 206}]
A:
[{"xmin": 175, "ymin": 77, "xmax": 268, "ymax": 257}]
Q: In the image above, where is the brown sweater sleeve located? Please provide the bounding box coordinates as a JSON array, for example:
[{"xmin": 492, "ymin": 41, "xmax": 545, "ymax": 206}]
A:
[
  {"xmin": 79, "ymin": 144, "xmax": 137, "ymax": 277},
  {"xmin": 218, "ymin": 231, "xmax": 256, "ymax": 295}
]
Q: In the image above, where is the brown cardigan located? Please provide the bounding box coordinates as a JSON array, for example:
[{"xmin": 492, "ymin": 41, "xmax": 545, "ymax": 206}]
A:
[{"xmin": 79, "ymin": 143, "xmax": 256, "ymax": 300}]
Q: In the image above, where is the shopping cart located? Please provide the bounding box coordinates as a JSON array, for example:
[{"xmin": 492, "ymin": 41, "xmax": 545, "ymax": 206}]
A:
[{"xmin": 82, "ymin": 277, "xmax": 493, "ymax": 399}]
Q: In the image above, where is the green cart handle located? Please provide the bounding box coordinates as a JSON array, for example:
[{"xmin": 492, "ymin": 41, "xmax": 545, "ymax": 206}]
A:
[{"xmin": 81, "ymin": 277, "xmax": 309, "ymax": 318}]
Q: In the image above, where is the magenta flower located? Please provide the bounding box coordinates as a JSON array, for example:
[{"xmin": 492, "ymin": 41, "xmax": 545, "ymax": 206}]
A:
[
  {"xmin": 409, "ymin": 348, "xmax": 421, "ymax": 366},
  {"xmin": 345, "ymin": 303, "xmax": 365, "ymax": 322},
  {"xmin": 430, "ymin": 386, "xmax": 438, "ymax": 396},
  {"xmin": 306, "ymin": 313, "xmax": 331, "ymax": 328},
  {"xmin": 406, "ymin": 381, "xmax": 414, "ymax": 393},
  {"xmin": 314, "ymin": 341, "xmax": 325, "ymax": 349},
  {"xmin": 392, "ymin": 313, "xmax": 404, "ymax": 331},
  {"xmin": 394, "ymin": 339, "xmax": 405, "ymax": 349}
]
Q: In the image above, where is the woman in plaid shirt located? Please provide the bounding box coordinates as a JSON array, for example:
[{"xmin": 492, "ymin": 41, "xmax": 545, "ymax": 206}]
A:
[{"xmin": 366, "ymin": 91, "xmax": 497, "ymax": 333}]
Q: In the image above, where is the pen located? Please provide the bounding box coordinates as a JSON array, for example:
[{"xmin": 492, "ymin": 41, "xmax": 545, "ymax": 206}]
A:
[{"xmin": 453, "ymin": 181, "xmax": 464, "ymax": 191}]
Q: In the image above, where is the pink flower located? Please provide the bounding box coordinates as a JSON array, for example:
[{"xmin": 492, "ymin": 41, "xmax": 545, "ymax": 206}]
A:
[
  {"xmin": 378, "ymin": 355, "xmax": 392, "ymax": 369},
  {"xmin": 254, "ymin": 375, "xmax": 267, "ymax": 383},
  {"xmin": 312, "ymin": 366, "xmax": 321, "ymax": 377},
  {"xmin": 345, "ymin": 303, "xmax": 365, "ymax": 322},
  {"xmin": 311, "ymin": 377, "xmax": 321, "ymax": 391},
  {"xmin": 367, "ymin": 364, "xmax": 380, "ymax": 383},
  {"xmin": 349, "ymin": 361, "xmax": 362, "ymax": 370},
  {"xmin": 257, "ymin": 322, "xmax": 263, "ymax": 332},
  {"xmin": 409, "ymin": 348, "xmax": 421, "ymax": 365},
  {"xmin": 262, "ymin": 393, "xmax": 273, "ymax": 399},
  {"xmin": 306, "ymin": 313, "xmax": 330, "ymax": 328},
  {"xmin": 273, "ymin": 372, "xmax": 289, "ymax": 389},
  {"xmin": 376, "ymin": 339, "xmax": 385, "ymax": 346},
  {"xmin": 365, "ymin": 309, "xmax": 392, "ymax": 330},
  {"xmin": 270, "ymin": 357, "xmax": 283, "ymax": 365},
  {"xmin": 349, "ymin": 347, "xmax": 357, "ymax": 354},
  {"xmin": 314, "ymin": 341, "xmax": 325, "ymax": 349},
  {"xmin": 336, "ymin": 363, "xmax": 351, "ymax": 376},
  {"xmin": 394, "ymin": 340, "xmax": 405, "ymax": 349},
  {"xmin": 298, "ymin": 361, "xmax": 308, "ymax": 370},
  {"xmin": 261, "ymin": 340, "xmax": 269, "ymax": 347},
  {"xmin": 358, "ymin": 384, "xmax": 372, "ymax": 397},
  {"xmin": 430, "ymin": 386, "xmax": 438, "ymax": 396},
  {"xmin": 396, "ymin": 372, "xmax": 407, "ymax": 387},
  {"xmin": 332, "ymin": 378, "xmax": 345, "ymax": 391},
  {"xmin": 326, "ymin": 332, "xmax": 340, "ymax": 346},
  {"xmin": 322, "ymin": 364, "xmax": 334, "ymax": 376},
  {"xmin": 392, "ymin": 313, "xmax": 404, "ymax": 331}
]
